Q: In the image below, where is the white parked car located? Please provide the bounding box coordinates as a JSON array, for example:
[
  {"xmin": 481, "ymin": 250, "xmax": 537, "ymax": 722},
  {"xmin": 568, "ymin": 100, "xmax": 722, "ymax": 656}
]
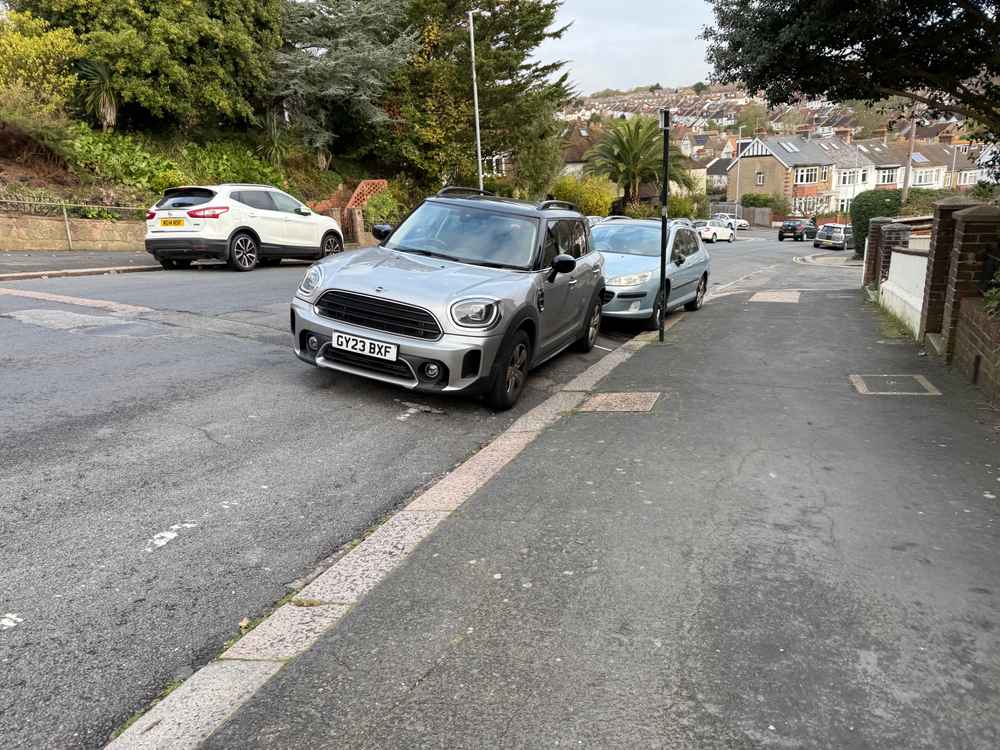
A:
[
  {"xmin": 693, "ymin": 219, "xmax": 735, "ymax": 243},
  {"xmin": 712, "ymin": 212, "xmax": 750, "ymax": 230},
  {"xmin": 145, "ymin": 184, "xmax": 344, "ymax": 271}
]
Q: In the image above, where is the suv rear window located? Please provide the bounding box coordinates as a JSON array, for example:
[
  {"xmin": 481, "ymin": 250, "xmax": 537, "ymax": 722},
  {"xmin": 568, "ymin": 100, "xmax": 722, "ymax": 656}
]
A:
[
  {"xmin": 232, "ymin": 191, "xmax": 277, "ymax": 211},
  {"xmin": 156, "ymin": 188, "xmax": 215, "ymax": 209}
]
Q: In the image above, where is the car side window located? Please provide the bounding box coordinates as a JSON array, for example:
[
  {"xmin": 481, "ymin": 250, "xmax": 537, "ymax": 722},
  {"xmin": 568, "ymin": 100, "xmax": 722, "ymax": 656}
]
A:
[
  {"xmin": 683, "ymin": 230, "xmax": 698, "ymax": 254},
  {"xmin": 570, "ymin": 220, "xmax": 588, "ymax": 258},
  {"xmin": 271, "ymin": 192, "xmax": 301, "ymax": 213},
  {"xmin": 234, "ymin": 191, "xmax": 277, "ymax": 211},
  {"xmin": 541, "ymin": 222, "xmax": 561, "ymax": 268},
  {"xmin": 670, "ymin": 230, "xmax": 687, "ymax": 263}
]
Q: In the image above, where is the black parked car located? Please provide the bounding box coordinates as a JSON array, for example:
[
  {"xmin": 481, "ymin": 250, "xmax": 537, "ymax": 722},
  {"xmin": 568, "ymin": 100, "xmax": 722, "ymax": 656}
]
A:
[{"xmin": 778, "ymin": 218, "xmax": 817, "ymax": 241}]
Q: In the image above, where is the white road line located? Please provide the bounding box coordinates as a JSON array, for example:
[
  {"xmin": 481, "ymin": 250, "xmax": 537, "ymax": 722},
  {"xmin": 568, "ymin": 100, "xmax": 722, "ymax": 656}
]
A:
[
  {"xmin": 144, "ymin": 522, "xmax": 198, "ymax": 553},
  {"xmin": 705, "ymin": 264, "xmax": 779, "ymax": 300},
  {"xmin": 593, "ymin": 344, "xmax": 614, "ymax": 352},
  {"xmin": 0, "ymin": 287, "xmax": 151, "ymax": 315},
  {"xmin": 1, "ymin": 613, "xmax": 23, "ymax": 631}
]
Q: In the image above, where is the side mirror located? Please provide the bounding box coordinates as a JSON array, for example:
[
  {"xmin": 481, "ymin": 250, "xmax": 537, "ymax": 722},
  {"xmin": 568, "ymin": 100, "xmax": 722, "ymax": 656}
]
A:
[
  {"xmin": 547, "ymin": 253, "xmax": 576, "ymax": 282},
  {"xmin": 372, "ymin": 224, "xmax": 393, "ymax": 243},
  {"xmin": 295, "ymin": 207, "xmax": 311, "ymax": 216}
]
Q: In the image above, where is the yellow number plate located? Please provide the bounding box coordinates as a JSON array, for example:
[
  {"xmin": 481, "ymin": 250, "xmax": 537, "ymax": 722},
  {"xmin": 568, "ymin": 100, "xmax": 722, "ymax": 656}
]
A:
[{"xmin": 159, "ymin": 218, "xmax": 184, "ymax": 227}]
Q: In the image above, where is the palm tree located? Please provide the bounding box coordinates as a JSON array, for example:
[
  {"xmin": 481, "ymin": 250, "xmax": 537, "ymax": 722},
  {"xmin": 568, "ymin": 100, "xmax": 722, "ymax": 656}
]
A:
[
  {"xmin": 78, "ymin": 60, "xmax": 118, "ymax": 133},
  {"xmin": 584, "ymin": 116, "xmax": 694, "ymax": 203}
]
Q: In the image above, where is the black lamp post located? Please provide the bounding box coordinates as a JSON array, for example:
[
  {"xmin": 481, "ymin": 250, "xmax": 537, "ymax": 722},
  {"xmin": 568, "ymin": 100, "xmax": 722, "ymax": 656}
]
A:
[{"xmin": 658, "ymin": 108, "xmax": 670, "ymax": 342}]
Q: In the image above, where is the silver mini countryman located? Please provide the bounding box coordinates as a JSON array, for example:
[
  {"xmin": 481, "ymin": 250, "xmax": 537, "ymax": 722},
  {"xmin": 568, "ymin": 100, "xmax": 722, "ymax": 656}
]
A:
[{"xmin": 291, "ymin": 189, "xmax": 605, "ymax": 410}]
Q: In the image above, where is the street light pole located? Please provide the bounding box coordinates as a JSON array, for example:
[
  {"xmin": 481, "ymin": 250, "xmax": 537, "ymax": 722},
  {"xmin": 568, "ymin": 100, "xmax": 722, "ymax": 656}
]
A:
[
  {"xmin": 659, "ymin": 108, "xmax": 671, "ymax": 343},
  {"xmin": 468, "ymin": 11, "xmax": 484, "ymax": 191}
]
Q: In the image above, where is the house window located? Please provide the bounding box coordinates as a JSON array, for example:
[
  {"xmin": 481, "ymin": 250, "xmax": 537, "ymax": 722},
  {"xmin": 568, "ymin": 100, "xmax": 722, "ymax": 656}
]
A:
[
  {"xmin": 958, "ymin": 171, "xmax": 978, "ymax": 185},
  {"xmin": 877, "ymin": 167, "xmax": 897, "ymax": 185},
  {"xmin": 859, "ymin": 169, "xmax": 867, "ymax": 183},
  {"xmin": 820, "ymin": 166, "xmax": 830, "ymax": 181},
  {"xmin": 755, "ymin": 172, "xmax": 765, "ymax": 186},
  {"xmin": 839, "ymin": 170, "xmax": 858, "ymax": 186},
  {"xmin": 795, "ymin": 167, "xmax": 818, "ymax": 184},
  {"xmin": 838, "ymin": 198, "xmax": 852, "ymax": 213},
  {"xmin": 912, "ymin": 169, "xmax": 936, "ymax": 186},
  {"xmin": 793, "ymin": 196, "xmax": 817, "ymax": 213}
]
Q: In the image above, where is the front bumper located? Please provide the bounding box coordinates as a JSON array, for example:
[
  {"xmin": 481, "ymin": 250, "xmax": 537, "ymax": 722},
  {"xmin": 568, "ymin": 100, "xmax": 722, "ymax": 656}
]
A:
[
  {"xmin": 145, "ymin": 237, "xmax": 229, "ymax": 260},
  {"xmin": 290, "ymin": 296, "xmax": 504, "ymax": 393},
  {"xmin": 601, "ymin": 285, "xmax": 655, "ymax": 319}
]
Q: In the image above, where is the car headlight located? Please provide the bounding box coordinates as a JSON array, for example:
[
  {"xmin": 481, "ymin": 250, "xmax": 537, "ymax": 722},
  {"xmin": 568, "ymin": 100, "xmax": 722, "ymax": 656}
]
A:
[
  {"xmin": 451, "ymin": 298, "xmax": 500, "ymax": 328},
  {"xmin": 607, "ymin": 272, "xmax": 652, "ymax": 287},
  {"xmin": 298, "ymin": 265, "xmax": 324, "ymax": 296}
]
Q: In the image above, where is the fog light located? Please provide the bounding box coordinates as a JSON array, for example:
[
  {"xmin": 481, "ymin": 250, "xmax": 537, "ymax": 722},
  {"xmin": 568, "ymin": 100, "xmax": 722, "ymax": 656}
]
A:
[
  {"xmin": 307, "ymin": 335, "xmax": 320, "ymax": 352},
  {"xmin": 423, "ymin": 363, "xmax": 440, "ymax": 379}
]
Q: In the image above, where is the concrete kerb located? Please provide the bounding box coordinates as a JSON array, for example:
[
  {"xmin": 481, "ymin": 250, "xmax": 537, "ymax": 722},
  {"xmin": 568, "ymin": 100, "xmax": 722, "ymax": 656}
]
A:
[
  {"xmin": 0, "ymin": 265, "xmax": 162, "ymax": 282},
  {"xmin": 105, "ymin": 314, "xmax": 688, "ymax": 750}
]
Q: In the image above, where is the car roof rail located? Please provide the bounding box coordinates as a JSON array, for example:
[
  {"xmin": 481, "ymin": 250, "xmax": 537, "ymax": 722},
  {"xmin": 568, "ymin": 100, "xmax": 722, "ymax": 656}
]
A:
[
  {"xmin": 538, "ymin": 200, "xmax": 578, "ymax": 211},
  {"xmin": 436, "ymin": 186, "xmax": 496, "ymax": 198},
  {"xmin": 600, "ymin": 215, "xmax": 632, "ymax": 222}
]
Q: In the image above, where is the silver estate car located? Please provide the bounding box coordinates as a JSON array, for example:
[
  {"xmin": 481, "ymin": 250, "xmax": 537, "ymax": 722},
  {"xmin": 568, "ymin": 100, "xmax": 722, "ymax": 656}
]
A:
[
  {"xmin": 594, "ymin": 219, "xmax": 710, "ymax": 329},
  {"xmin": 291, "ymin": 189, "xmax": 605, "ymax": 410}
]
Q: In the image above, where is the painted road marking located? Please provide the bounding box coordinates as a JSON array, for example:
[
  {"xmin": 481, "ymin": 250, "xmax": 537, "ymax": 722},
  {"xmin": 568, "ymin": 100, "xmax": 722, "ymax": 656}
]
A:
[
  {"xmin": 1, "ymin": 613, "xmax": 24, "ymax": 631},
  {"xmin": 0, "ymin": 287, "xmax": 151, "ymax": 315},
  {"xmin": 579, "ymin": 391, "xmax": 660, "ymax": 412},
  {"xmin": 4, "ymin": 309, "xmax": 135, "ymax": 331},
  {"xmin": 750, "ymin": 291, "xmax": 801, "ymax": 303},
  {"xmin": 144, "ymin": 522, "xmax": 198, "ymax": 553},
  {"xmin": 849, "ymin": 374, "xmax": 942, "ymax": 396}
]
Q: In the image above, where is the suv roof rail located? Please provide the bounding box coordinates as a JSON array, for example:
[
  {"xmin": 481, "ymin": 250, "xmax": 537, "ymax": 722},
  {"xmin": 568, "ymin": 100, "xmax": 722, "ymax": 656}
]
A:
[
  {"xmin": 538, "ymin": 200, "xmax": 578, "ymax": 211},
  {"xmin": 436, "ymin": 186, "xmax": 496, "ymax": 198},
  {"xmin": 600, "ymin": 215, "xmax": 632, "ymax": 222}
]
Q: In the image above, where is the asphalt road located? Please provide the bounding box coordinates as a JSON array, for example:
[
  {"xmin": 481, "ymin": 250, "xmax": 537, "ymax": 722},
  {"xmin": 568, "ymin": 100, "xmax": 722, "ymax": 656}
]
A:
[{"xmin": 0, "ymin": 230, "xmax": 832, "ymax": 748}]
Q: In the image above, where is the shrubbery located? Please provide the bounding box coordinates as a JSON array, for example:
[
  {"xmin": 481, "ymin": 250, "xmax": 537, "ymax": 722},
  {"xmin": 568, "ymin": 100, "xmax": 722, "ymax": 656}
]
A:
[
  {"xmin": 550, "ymin": 175, "xmax": 617, "ymax": 216},
  {"xmin": 850, "ymin": 188, "xmax": 956, "ymax": 245}
]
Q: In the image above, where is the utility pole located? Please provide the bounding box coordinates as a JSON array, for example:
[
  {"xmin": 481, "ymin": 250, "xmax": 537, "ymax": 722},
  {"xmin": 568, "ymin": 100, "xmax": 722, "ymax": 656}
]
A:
[
  {"xmin": 950, "ymin": 144, "xmax": 958, "ymax": 189},
  {"xmin": 735, "ymin": 125, "xmax": 744, "ymax": 217},
  {"xmin": 468, "ymin": 11, "xmax": 484, "ymax": 191},
  {"xmin": 658, "ymin": 108, "xmax": 671, "ymax": 343},
  {"xmin": 901, "ymin": 116, "xmax": 916, "ymax": 204}
]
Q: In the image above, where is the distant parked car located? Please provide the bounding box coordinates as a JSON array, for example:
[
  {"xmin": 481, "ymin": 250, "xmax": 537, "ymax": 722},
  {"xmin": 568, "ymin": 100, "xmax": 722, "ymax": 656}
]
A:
[
  {"xmin": 813, "ymin": 223, "xmax": 855, "ymax": 251},
  {"xmin": 592, "ymin": 218, "xmax": 709, "ymax": 330},
  {"xmin": 694, "ymin": 219, "xmax": 735, "ymax": 243},
  {"xmin": 145, "ymin": 184, "xmax": 344, "ymax": 271},
  {"xmin": 712, "ymin": 212, "xmax": 750, "ymax": 230},
  {"xmin": 587, "ymin": 215, "xmax": 604, "ymax": 227},
  {"xmin": 671, "ymin": 218, "xmax": 693, "ymax": 227},
  {"xmin": 777, "ymin": 218, "xmax": 817, "ymax": 242}
]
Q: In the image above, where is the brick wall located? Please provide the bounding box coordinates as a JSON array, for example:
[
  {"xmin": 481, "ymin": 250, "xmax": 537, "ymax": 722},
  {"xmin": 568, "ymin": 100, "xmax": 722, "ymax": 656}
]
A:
[
  {"xmin": 0, "ymin": 215, "xmax": 145, "ymax": 252},
  {"xmin": 919, "ymin": 196, "xmax": 980, "ymax": 340},
  {"xmin": 941, "ymin": 205, "xmax": 1000, "ymax": 361},
  {"xmin": 880, "ymin": 223, "xmax": 912, "ymax": 283},
  {"xmin": 863, "ymin": 217, "xmax": 892, "ymax": 286},
  {"xmin": 953, "ymin": 298, "xmax": 1000, "ymax": 406}
]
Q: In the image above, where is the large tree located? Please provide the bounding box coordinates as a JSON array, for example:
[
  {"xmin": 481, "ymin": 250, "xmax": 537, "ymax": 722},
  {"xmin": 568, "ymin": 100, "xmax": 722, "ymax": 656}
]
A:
[
  {"xmin": 13, "ymin": 0, "xmax": 283, "ymax": 126},
  {"xmin": 703, "ymin": 0, "xmax": 1000, "ymax": 154},
  {"xmin": 585, "ymin": 116, "xmax": 693, "ymax": 203},
  {"xmin": 274, "ymin": 0, "xmax": 416, "ymax": 166},
  {"xmin": 378, "ymin": 0, "xmax": 572, "ymax": 186}
]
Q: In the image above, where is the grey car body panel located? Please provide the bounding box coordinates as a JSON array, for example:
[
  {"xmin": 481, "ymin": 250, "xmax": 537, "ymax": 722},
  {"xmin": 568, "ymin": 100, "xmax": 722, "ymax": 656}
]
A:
[{"xmin": 292, "ymin": 197, "xmax": 604, "ymax": 395}]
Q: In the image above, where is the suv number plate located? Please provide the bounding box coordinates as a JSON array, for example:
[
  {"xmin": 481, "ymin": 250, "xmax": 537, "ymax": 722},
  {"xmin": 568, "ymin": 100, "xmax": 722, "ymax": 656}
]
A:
[{"xmin": 331, "ymin": 332, "xmax": 398, "ymax": 361}]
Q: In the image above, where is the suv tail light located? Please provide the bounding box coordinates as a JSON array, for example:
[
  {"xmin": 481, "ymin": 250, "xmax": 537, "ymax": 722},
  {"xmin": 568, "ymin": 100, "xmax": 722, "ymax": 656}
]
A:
[
  {"xmin": 146, "ymin": 210, "xmax": 156, "ymax": 220},
  {"xmin": 187, "ymin": 206, "xmax": 229, "ymax": 219}
]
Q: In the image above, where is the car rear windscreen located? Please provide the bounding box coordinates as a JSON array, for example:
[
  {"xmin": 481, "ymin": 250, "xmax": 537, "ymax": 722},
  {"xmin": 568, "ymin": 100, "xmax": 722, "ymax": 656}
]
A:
[{"xmin": 156, "ymin": 189, "xmax": 215, "ymax": 209}]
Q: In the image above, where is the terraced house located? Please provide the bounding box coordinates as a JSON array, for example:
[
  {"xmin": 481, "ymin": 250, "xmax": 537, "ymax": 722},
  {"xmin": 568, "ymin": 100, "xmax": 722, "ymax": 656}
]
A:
[
  {"xmin": 725, "ymin": 135, "xmax": 879, "ymax": 214},
  {"xmin": 852, "ymin": 139, "xmax": 982, "ymax": 192}
]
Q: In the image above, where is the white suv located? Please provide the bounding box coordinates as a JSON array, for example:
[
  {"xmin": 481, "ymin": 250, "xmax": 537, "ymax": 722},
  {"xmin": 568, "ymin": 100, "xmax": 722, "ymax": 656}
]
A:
[{"xmin": 145, "ymin": 184, "xmax": 344, "ymax": 271}]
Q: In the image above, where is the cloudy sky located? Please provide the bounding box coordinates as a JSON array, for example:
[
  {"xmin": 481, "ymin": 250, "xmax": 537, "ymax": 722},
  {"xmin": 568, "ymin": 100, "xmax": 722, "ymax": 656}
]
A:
[{"xmin": 535, "ymin": 0, "xmax": 715, "ymax": 95}]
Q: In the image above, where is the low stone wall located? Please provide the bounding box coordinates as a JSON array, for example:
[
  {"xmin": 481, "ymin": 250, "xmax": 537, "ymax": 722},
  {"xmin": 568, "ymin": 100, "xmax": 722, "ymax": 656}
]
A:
[
  {"xmin": 879, "ymin": 247, "xmax": 928, "ymax": 338},
  {"xmin": 953, "ymin": 297, "xmax": 1000, "ymax": 406},
  {"xmin": 0, "ymin": 214, "xmax": 145, "ymax": 252}
]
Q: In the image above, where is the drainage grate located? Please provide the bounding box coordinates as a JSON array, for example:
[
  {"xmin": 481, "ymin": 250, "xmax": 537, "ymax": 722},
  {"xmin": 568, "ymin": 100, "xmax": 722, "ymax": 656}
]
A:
[{"xmin": 578, "ymin": 392, "xmax": 661, "ymax": 412}]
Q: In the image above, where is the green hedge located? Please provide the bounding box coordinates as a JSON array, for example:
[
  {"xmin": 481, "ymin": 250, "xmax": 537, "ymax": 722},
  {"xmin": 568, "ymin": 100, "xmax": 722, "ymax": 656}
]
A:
[{"xmin": 850, "ymin": 188, "xmax": 957, "ymax": 245}]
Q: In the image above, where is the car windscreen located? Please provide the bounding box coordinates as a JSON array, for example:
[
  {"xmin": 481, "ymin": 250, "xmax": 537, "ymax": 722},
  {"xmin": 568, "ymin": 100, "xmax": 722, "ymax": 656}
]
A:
[
  {"xmin": 384, "ymin": 202, "xmax": 539, "ymax": 269},
  {"xmin": 156, "ymin": 188, "xmax": 215, "ymax": 209},
  {"xmin": 591, "ymin": 224, "xmax": 660, "ymax": 257}
]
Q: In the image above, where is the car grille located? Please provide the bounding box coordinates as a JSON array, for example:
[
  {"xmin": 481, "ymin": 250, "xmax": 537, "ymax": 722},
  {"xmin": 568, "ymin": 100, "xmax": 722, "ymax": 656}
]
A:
[
  {"xmin": 321, "ymin": 346, "xmax": 415, "ymax": 380},
  {"xmin": 315, "ymin": 291, "xmax": 441, "ymax": 340}
]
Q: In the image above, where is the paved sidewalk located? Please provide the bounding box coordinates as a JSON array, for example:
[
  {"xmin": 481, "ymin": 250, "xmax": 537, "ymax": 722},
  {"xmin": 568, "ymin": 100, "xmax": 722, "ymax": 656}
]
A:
[
  {"xmin": 0, "ymin": 250, "xmax": 156, "ymax": 276},
  {"xmin": 202, "ymin": 289, "xmax": 1000, "ymax": 748}
]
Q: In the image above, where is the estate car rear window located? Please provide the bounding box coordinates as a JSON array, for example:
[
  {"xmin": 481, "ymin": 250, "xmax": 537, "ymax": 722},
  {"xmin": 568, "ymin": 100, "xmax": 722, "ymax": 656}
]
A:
[
  {"xmin": 231, "ymin": 191, "xmax": 278, "ymax": 211},
  {"xmin": 592, "ymin": 224, "xmax": 660, "ymax": 257},
  {"xmin": 385, "ymin": 201, "xmax": 539, "ymax": 270},
  {"xmin": 156, "ymin": 189, "xmax": 215, "ymax": 209}
]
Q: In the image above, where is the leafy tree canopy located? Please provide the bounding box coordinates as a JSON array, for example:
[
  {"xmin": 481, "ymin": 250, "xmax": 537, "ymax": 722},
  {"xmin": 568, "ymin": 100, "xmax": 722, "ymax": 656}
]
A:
[
  {"xmin": 379, "ymin": 0, "xmax": 572, "ymax": 186},
  {"xmin": 274, "ymin": 0, "xmax": 416, "ymax": 162},
  {"xmin": 13, "ymin": 0, "xmax": 283, "ymax": 126},
  {"xmin": 0, "ymin": 10, "xmax": 82, "ymax": 114},
  {"xmin": 692, "ymin": 81, "xmax": 708, "ymax": 95},
  {"xmin": 703, "ymin": 0, "xmax": 1000, "ymax": 150}
]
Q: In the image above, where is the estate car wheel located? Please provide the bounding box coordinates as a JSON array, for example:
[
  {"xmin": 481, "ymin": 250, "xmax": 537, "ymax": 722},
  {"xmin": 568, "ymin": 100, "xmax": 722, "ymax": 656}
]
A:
[
  {"xmin": 322, "ymin": 232, "xmax": 343, "ymax": 257},
  {"xmin": 573, "ymin": 297, "xmax": 602, "ymax": 352},
  {"xmin": 229, "ymin": 232, "xmax": 259, "ymax": 272},
  {"xmin": 158, "ymin": 258, "xmax": 176, "ymax": 270},
  {"xmin": 644, "ymin": 288, "xmax": 666, "ymax": 331},
  {"xmin": 685, "ymin": 276, "xmax": 707, "ymax": 311},
  {"xmin": 778, "ymin": 234, "xmax": 785, "ymax": 241},
  {"xmin": 728, "ymin": 232, "xmax": 735, "ymax": 243},
  {"xmin": 172, "ymin": 259, "xmax": 192, "ymax": 269},
  {"xmin": 486, "ymin": 329, "xmax": 531, "ymax": 411},
  {"xmin": 711, "ymin": 233, "xmax": 717, "ymax": 243}
]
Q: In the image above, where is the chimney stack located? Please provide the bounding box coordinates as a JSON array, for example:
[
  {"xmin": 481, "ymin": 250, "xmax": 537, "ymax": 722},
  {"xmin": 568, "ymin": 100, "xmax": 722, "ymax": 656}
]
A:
[{"xmin": 834, "ymin": 126, "xmax": 853, "ymax": 144}]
